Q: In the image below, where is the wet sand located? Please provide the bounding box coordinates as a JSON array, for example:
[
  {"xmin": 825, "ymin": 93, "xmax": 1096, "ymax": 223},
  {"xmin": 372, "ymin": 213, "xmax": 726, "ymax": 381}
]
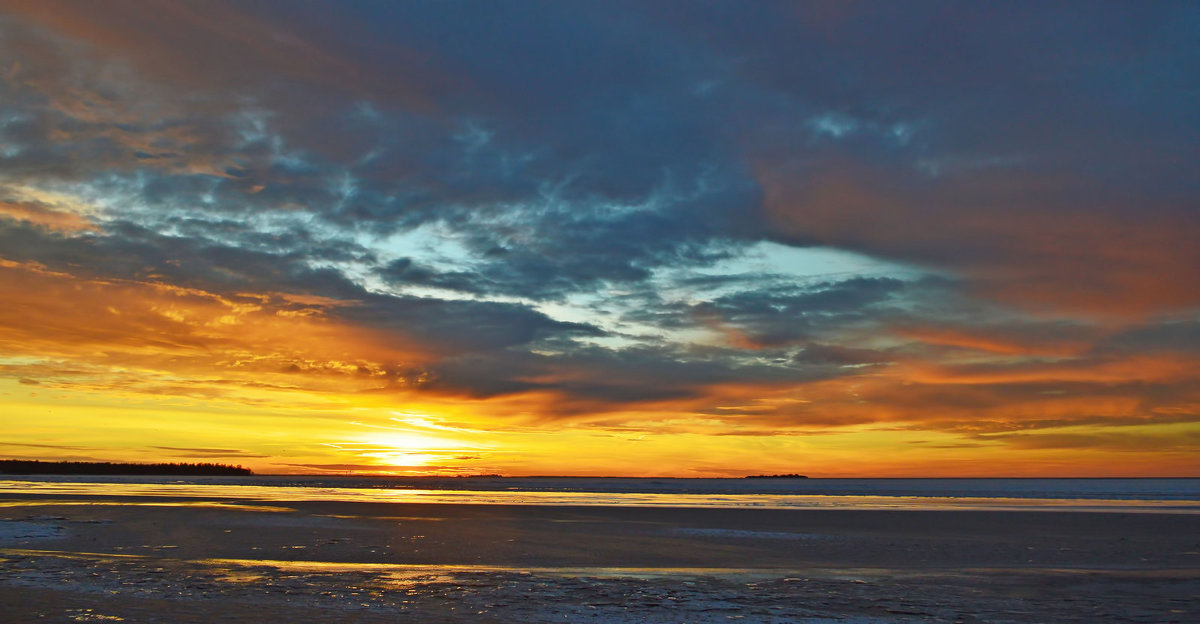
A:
[{"xmin": 2, "ymin": 493, "xmax": 1198, "ymax": 622}]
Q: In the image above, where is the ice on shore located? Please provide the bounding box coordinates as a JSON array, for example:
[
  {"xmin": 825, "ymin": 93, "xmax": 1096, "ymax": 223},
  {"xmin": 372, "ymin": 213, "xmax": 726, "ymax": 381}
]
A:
[{"xmin": 0, "ymin": 519, "xmax": 65, "ymax": 541}]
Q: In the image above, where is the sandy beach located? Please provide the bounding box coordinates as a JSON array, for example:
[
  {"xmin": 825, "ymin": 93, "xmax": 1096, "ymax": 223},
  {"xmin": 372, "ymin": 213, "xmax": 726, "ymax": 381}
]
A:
[{"xmin": 2, "ymin": 491, "xmax": 1198, "ymax": 623}]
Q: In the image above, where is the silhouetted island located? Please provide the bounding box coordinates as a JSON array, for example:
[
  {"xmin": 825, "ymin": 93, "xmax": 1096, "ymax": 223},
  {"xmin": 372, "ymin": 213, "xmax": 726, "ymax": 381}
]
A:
[
  {"xmin": 744, "ymin": 473, "xmax": 808, "ymax": 479},
  {"xmin": 0, "ymin": 460, "xmax": 253, "ymax": 476}
]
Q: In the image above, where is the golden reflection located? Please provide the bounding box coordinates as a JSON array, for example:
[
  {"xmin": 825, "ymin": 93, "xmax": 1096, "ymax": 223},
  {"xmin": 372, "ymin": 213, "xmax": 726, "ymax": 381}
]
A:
[
  {"xmin": 0, "ymin": 500, "xmax": 293, "ymax": 512},
  {"xmin": 2, "ymin": 481, "xmax": 1197, "ymax": 513}
]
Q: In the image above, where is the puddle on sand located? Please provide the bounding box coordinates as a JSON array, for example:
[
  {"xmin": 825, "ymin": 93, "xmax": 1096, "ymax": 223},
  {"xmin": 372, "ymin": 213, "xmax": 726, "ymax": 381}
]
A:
[
  {"xmin": 191, "ymin": 555, "xmax": 823, "ymax": 582},
  {"xmin": 1, "ymin": 547, "xmax": 152, "ymax": 561},
  {"xmin": 67, "ymin": 609, "xmax": 125, "ymax": 622},
  {"xmin": 0, "ymin": 500, "xmax": 294, "ymax": 513},
  {"xmin": 18, "ymin": 547, "xmax": 1187, "ymax": 586},
  {"xmin": 211, "ymin": 569, "xmax": 267, "ymax": 584},
  {"xmin": 0, "ymin": 548, "xmax": 909, "ymax": 583}
]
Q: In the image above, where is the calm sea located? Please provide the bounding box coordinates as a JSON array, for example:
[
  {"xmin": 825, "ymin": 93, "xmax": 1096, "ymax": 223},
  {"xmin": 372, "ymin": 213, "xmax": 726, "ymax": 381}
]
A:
[{"xmin": 2, "ymin": 476, "xmax": 1198, "ymax": 512}]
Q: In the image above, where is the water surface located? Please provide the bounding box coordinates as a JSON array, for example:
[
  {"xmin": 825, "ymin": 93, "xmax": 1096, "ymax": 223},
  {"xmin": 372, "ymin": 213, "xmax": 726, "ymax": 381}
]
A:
[{"xmin": 2, "ymin": 476, "xmax": 1196, "ymax": 512}]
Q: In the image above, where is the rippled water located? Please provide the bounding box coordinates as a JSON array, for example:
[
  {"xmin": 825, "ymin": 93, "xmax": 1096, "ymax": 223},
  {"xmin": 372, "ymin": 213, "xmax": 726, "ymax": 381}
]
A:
[{"xmin": 2, "ymin": 476, "xmax": 1197, "ymax": 511}]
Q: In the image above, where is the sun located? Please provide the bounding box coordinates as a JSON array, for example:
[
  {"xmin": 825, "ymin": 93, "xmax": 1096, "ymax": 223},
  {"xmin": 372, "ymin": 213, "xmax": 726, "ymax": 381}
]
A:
[{"xmin": 322, "ymin": 428, "xmax": 484, "ymax": 472}]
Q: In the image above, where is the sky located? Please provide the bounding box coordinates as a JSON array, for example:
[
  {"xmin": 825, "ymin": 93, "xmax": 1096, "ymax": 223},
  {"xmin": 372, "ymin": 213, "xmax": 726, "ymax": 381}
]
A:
[{"xmin": 1, "ymin": 1, "xmax": 1198, "ymax": 477}]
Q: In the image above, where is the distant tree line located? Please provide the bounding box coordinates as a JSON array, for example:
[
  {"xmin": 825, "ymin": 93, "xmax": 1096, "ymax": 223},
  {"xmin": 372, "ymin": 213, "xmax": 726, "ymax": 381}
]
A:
[
  {"xmin": 0, "ymin": 460, "xmax": 253, "ymax": 476},
  {"xmin": 744, "ymin": 473, "xmax": 808, "ymax": 479}
]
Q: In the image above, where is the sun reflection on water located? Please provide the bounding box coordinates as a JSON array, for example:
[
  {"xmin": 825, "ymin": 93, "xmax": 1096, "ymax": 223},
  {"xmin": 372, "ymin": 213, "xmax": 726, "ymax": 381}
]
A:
[{"xmin": 2, "ymin": 480, "xmax": 1198, "ymax": 513}]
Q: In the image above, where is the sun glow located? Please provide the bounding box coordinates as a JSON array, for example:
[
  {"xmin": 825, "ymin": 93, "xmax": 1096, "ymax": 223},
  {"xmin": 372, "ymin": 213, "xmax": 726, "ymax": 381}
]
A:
[
  {"xmin": 313, "ymin": 425, "xmax": 493, "ymax": 473},
  {"xmin": 357, "ymin": 452, "xmax": 441, "ymax": 467}
]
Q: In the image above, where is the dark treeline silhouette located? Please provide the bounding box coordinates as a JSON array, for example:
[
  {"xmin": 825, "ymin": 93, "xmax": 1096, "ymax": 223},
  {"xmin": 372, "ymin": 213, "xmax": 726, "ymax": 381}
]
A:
[
  {"xmin": 744, "ymin": 473, "xmax": 808, "ymax": 479},
  {"xmin": 0, "ymin": 460, "xmax": 253, "ymax": 476}
]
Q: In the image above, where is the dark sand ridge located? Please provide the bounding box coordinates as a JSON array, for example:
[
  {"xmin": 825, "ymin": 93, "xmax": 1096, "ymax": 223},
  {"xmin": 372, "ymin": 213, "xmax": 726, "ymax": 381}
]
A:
[{"xmin": 2, "ymin": 493, "xmax": 1199, "ymax": 622}]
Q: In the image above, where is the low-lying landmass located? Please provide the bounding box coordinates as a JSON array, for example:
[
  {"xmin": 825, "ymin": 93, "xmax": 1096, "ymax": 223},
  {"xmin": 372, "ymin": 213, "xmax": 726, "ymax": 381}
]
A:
[
  {"xmin": 744, "ymin": 473, "xmax": 808, "ymax": 479},
  {"xmin": 0, "ymin": 460, "xmax": 252, "ymax": 476}
]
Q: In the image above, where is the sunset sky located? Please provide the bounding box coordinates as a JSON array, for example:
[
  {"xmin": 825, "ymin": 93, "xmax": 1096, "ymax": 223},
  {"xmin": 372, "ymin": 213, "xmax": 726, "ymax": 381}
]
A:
[{"xmin": 1, "ymin": 1, "xmax": 1198, "ymax": 477}]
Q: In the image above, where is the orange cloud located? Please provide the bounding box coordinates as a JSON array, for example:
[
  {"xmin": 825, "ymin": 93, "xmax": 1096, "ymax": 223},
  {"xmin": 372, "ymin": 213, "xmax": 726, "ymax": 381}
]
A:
[
  {"xmin": 0, "ymin": 0, "xmax": 452, "ymax": 111},
  {"xmin": 904, "ymin": 354, "xmax": 1200, "ymax": 386},
  {"xmin": 893, "ymin": 325, "xmax": 1091, "ymax": 357},
  {"xmin": 758, "ymin": 161, "xmax": 1200, "ymax": 318},
  {"xmin": 0, "ymin": 259, "xmax": 437, "ymax": 404},
  {"xmin": 0, "ymin": 200, "xmax": 97, "ymax": 232}
]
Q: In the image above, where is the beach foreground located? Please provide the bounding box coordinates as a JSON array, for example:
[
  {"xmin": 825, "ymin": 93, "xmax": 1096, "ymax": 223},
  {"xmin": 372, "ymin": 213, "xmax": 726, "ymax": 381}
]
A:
[{"xmin": 2, "ymin": 493, "xmax": 1197, "ymax": 623}]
